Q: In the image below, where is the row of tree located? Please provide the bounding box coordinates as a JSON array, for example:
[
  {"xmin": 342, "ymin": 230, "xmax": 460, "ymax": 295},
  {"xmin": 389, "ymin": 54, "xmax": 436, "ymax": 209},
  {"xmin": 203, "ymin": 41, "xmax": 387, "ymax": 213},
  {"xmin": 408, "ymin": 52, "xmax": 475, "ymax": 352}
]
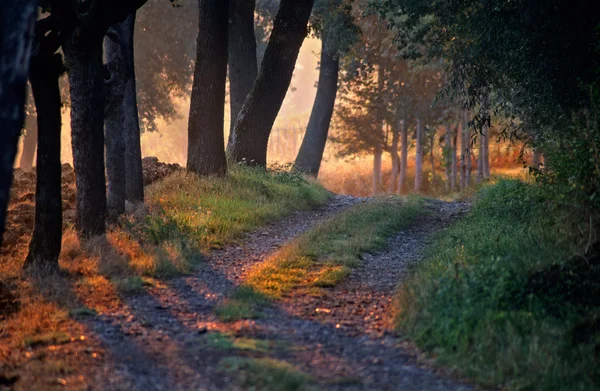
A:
[{"xmin": 0, "ymin": 0, "xmax": 354, "ymax": 270}]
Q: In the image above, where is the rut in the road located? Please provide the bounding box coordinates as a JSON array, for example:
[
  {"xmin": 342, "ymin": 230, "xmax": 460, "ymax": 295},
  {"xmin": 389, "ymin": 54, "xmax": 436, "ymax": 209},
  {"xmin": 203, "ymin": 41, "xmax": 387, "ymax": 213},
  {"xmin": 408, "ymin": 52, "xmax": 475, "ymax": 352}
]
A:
[{"xmin": 80, "ymin": 196, "xmax": 472, "ymax": 390}]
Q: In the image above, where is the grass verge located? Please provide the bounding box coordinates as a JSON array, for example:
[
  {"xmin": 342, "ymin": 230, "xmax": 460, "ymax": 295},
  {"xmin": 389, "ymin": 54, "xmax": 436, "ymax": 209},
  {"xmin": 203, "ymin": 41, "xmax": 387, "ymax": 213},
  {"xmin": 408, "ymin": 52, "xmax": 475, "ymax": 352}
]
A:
[
  {"xmin": 396, "ymin": 179, "xmax": 599, "ymax": 390},
  {"xmin": 220, "ymin": 357, "xmax": 313, "ymax": 391},
  {"xmin": 216, "ymin": 196, "xmax": 424, "ymax": 321},
  {"xmin": 0, "ymin": 165, "xmax": 329, "ymax": 370}
]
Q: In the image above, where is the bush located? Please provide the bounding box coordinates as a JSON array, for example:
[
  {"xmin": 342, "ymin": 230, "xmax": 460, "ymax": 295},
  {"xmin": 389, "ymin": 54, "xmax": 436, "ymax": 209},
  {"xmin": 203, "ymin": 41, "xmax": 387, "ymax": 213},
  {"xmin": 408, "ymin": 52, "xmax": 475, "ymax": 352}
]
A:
[{"xmin": 397, "ymin": 179, "xmax": 600, "ymax": 390}]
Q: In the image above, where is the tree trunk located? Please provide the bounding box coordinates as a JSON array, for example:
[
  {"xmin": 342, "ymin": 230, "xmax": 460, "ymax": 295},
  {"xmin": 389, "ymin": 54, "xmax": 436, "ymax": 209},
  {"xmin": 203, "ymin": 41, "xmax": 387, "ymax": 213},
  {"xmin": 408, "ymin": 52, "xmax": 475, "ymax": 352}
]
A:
[
  {"xmin": 187, "ymin": 0, "xmax": 229, "ymax": 176},
  {"xmin": 398, "ymin": 119, "xmax": 407, "ymax": 193},
  {"xmin": 464, "ymin": 112, "xmax": 472, "ymax": 187},
  {"xmin": 0, "ymin": 0, "xmax": 37, "ymax": 246},
  {"xmin": 532, "ymin": 149, "xmax": 542, "ymax": 168},
  {"xmin": 20, "ymin": 113, "xmax": 38, "ymax": 170},
  {"xmin": 294, "ymin": 33, "xmax": 339, "ymax": 176},
  {"xmin": 429, "ymin": 130, "xmax": 436, "ymax": 185},
  {"xmin": 460, "ymin": 113, "xmax": 468, "ymax": 190},
  {"xmin": 24, "ymin": 54, "xmax": 64, "ymax": 270},
  {"xmin": 63, "ymin": 32, "xmax": 107, "ymax": 238},
  {"xmin": 230, "ymin": 0, "xmax": 315, "ymax": 166},
  {"xmin": 483, "ymin": 123, "xmax": 491, "ymax": 179},
  {"xmin": 104, "ymin": 29, "xmax": 127, "ymax": 219},
  {"xmin": 476, "ymin": 131, "xmax": 484, "ymax": 183},
  {"xmin": 227, "ymin": 0, "xmax": 258, "ymax": 151},
  {"xmin": 445, "ymin": 125, "xmax": 451, "ymax": 192},
  {"xmin": 451, "ymin": 125, "xmax": 458, "ymax": 192},
  {"xmin": 414, "ymin": 118, "xmax": 423, "ymax": 192},
  {"xmin": 388, "ymin": 120, "xmax": 400, "ymax": 193},
  {"xmin": 481, "ymin": 92, "xmax": 491, "ymax": 180},
  {"xmin": 122, "ymin": 13, "xmax": 144, "ymax": 203},
  {"xmin": 373, "ymin": 144, "xmax": 382, "ymax": 196}
]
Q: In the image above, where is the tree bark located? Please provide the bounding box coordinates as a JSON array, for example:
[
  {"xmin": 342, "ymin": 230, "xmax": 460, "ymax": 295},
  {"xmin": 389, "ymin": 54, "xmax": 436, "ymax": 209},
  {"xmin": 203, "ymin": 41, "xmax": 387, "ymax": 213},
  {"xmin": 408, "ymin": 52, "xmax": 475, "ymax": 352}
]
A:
[
  {"xmin": 294, "ymin": 33, "xmax": 339, "ymax": 176},
  {"xmin": 20, "ymin": 113, "xmax": 38, "ymax": 170},
  {"xmin": 372, "ymin": 143, "xmax": 382, "ymax": 196},
  {"xmin": 429, "ymin": 129, "xmax": 436, "ymax": 185},
  {"xmin": 532, "ymin": 149, "xmax": 542, "ymax": 168},
  {"xmin": 414, "ymin": 118, "xmax": 423, "ymax": 192},
  {"xmin": 24, "ymin": 54, "xmax": 64, "ymax": 270},
  {"xmin": 483, "ymin": 122, "xmax": 490, "ymax": 179},
  {"xmin": 459, "ymin": 113, "xmax": 468, "ymax": 190},
  {"xmin": 464, "ymin": 112, "xmax": 472, "ymax": 186},
  {"xmin": 398, "ymin": 119, "xmax": 408, "ymax": 193},
  {"xmin": 105, "ymin": 29, "xmax": 127, "ymax": 219},
  {"xmin": 0, "ymin": 0, "xmax": 37, "ymax": 246},
  {"xmin": 451, "ymin": 124, "xmax": 458, "ymax": 192},
  {"xmin": 445, "ymin": 125, "xmax": 451, "ymax": 192},
  {"xmin": 230, "ymin": 0, "xmax": 315, "ymax": 166},
  {"xmin": 476, "ymin": 131, "xmax": 484, "ymax": 183},
  {"xmin": 63, "ymin": 31, "xmax": 107, "ymax": 238},
  {"xmin": 388, "ymin": 120, "xmax": 400, "ymax": 193},
  {"xmin": 122, "ymin": 14, "xmax": 144, "ymax": 203},
  {"xmin": 187, "ymin": 0, "xmax": 229, "ymax": 176},
  {"xmin": 227, "ymin": 0, "xmax": 258, "ymax": 151}
]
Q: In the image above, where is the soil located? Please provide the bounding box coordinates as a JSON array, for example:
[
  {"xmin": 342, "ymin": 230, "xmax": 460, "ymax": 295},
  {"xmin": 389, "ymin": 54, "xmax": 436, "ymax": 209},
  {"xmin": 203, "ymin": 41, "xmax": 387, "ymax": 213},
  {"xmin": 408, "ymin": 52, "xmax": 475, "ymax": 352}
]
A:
[{"xmin": 3, "ymin": 195, "xmax": 475, "ymax": 390}]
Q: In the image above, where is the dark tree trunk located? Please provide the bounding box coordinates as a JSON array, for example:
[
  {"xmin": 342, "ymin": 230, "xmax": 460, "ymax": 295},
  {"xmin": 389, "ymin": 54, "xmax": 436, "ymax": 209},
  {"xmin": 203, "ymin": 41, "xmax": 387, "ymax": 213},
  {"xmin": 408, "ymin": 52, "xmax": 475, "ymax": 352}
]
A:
[
  {"xmin": 227, "ymin": 0, "xmax": 258, "ymax": 151},
  {"xmin": 122, "ymin": 14, "xmax": 144, "ymax": 203},
  {"xmin": 398, "ymin": 119, "xmax": 408, "ymax": 193},
  {"xmin": 388, "ymin": 119, "xmax": 400, "ymax": 193},
  {"xmin": 445, "ymin": 125, "xmax": 451, "ymax": 192},
  {"xmin": 24, "ymin": 54, "xmax": 64, "ymax": 270},
  {"xmin": 63, "ymin": 32, "xmax": 107, "ymax": 238},
  {"xmin": 105, "ymin": 29, "xmax": 127, "ymax": 219},
  {"xmin": 230, "ymin": 0, "xmax": 315, "ymax": 166},
  {"xmin": 294, "ymin": 34, "xmax": 339, "ymax": 176},
  {"xmin": 0, "ymin": 0, "xmax": 37, "ymax": 246},
  {"xmin": 451, "ymin": 125, "xmax": 458, "ymax": 191},
  {"xmin": 20, "ymin": 113, "xmax": 38, "ymax": 170},
  {"xmin": 187, "ymin": 0, "xmax": 229, "ymax": 176},
  {"xmin": 430, "ymin": 130, "xmax": 436, "ymax": 183},
  {"xmin": 414, "ymin": 118, "xmax": 423, "ymax": 192}
]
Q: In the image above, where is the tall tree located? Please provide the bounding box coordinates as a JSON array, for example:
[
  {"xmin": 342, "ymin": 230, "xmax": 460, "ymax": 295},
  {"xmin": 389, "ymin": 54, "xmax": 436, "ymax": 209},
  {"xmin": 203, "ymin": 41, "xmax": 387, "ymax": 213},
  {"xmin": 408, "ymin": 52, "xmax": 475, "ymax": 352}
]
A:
[
  {"xmin": 0, "ymin": 0, "xmax": 37, "ymax": 246},
  {"xmin": 414, "ymin": 118, "xmax": 423, "ymax": 191},
  {"xmin": 230, "ymin": 0, "xmax": 315, "ymax": 166},
  {"xmin": 227, "ymin": 0, "xmax": 258, "ymax": 150},
  {"xmin": 294, "ymin": 33, "xmax": 339, "ymax": 176},
  {"xmin": 105, "ymin": 28, "xmax": 128, "ymax": 218},
  {"xmin": 122, "ymin": 14, "xmax": 144, "ymax": 203},
  {"xmin": 398, "ymin": 119, "xmax": 408, "ymax": 193},
  {"xmin": 187, "ymin": 0, "xmax": 229, "ymax": 176},
  {"xmin": 24, "ymin": 51, "xmax": 65, "ymax": 270}
]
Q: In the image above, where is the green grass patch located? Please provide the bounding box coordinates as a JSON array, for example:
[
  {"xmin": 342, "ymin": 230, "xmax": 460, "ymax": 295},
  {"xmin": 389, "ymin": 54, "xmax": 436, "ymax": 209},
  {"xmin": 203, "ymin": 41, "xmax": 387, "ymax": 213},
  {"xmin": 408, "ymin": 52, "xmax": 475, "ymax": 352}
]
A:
[
  {"xmin": 397, "ymin": 179, "xmax": 600, "ymax": 390},
  {"xmin": 202, "ymin": 331, "xmax": 284, "ymax": 353},
  {"xmin": 245, "ymin": 196, "xmax": 424, "ymax": 299},
  {"xmin": 117, "ymin": 165, "xmax": 329, "ymax": 279},
  {"xmin": 214, "ymin": 286, "xmax": 269, "ymax": 322},
  {"xmin": 220, "ymin": 357, "xmax": 313, "ymax": 391},
  {"xmin": 68, "ymin": 307, "xmax": 97, "ymax": 319}
]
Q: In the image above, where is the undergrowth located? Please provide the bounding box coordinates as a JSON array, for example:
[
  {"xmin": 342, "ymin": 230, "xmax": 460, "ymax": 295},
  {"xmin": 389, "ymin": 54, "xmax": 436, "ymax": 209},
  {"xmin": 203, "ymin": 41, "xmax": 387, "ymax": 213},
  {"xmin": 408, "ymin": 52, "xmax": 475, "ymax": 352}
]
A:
[{"xmin": 397, "ymin": 179, "xmax": 600, "ymax": 390}]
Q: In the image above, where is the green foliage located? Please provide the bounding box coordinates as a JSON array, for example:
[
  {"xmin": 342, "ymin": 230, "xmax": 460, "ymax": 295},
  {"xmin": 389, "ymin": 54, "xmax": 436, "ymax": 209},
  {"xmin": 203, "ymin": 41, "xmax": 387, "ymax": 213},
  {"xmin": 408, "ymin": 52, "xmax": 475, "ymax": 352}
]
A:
[
  {"xmin": 397, "ymin": 180, "xmax": 600, "ymax": 390},
  {"xmin": 220, "ymin": 357, "xmax": 314, "ymax": 391}
]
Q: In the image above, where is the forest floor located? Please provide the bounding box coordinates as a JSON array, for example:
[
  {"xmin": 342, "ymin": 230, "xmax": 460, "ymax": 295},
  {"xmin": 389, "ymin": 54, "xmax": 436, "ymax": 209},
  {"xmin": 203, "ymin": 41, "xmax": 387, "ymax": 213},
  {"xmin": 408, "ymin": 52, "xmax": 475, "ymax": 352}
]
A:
[{"xmin": 2, "ymin": 194, "xmax": 474, "ymax": 390}]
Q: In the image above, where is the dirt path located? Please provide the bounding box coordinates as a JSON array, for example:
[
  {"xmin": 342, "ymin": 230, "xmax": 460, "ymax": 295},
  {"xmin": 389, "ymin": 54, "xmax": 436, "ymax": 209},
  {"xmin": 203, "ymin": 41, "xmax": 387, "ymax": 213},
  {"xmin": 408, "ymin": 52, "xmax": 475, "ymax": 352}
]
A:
[{"xmin": 78, "ymin": 196, "xmax": 473, "ymax": 390}]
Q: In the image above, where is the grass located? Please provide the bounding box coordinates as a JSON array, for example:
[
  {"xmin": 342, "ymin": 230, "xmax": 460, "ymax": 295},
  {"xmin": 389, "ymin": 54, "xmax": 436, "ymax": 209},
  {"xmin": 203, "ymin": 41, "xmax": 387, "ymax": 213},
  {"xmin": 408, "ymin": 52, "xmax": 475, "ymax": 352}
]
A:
[
  {"xmin": 216, "ymin": 196, "xmax": 425, "ymax": 321},
  {"xmin": 0, "ymin": 164, "xmax": 330, "ymax": 375},
  {"xmin": 396, "ymin": 179, "xmax": 600, "ymax": 390},
  {"xmin": 220, "ymin": 357, "xmax": 313, "ymax": 391}
]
